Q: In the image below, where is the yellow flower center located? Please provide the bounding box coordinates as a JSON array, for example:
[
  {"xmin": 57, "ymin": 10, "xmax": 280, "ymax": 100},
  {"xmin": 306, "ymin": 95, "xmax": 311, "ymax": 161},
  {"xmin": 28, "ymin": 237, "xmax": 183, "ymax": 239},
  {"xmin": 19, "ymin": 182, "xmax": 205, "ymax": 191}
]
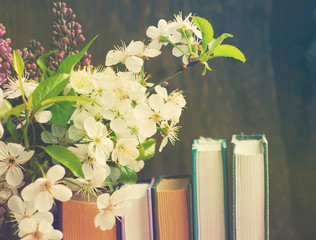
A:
[{"xmin": 40, "ymin": 181, "xmax": 52, "ymax": 192}]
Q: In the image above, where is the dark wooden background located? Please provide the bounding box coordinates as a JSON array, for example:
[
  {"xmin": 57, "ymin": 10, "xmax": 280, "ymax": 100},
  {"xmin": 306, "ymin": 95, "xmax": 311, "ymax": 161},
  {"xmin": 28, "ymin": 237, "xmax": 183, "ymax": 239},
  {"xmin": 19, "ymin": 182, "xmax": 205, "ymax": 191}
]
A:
[{"xmin": 1, "ymin": 0, "xmax": 315, "ymax": 239}]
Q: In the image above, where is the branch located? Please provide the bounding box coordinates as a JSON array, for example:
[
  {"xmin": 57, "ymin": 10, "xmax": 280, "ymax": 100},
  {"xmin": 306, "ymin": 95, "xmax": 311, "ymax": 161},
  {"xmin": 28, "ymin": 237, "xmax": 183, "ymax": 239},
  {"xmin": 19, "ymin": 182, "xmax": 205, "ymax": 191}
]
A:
[{"xmin": 147, "ymin": 60, "xmax": 199, "ymax": 93}]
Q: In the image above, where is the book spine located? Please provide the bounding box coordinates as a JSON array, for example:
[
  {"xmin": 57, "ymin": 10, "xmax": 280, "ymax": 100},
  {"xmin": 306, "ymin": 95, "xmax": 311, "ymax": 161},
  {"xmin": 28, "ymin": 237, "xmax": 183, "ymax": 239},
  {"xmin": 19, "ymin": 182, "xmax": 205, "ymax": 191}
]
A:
[
  {"xmin": 147, "ymin": 178, "xmax": 155, "ymax": 240},
  {"xmin": 263, "ymin": 138, "xmax": 269, "ymax": 240},
  {"xmin": 231, "ymin": 141, "xmax": 237, "ymax": 240},
  {"xmin": 192, "ymin": 144, "xmax": 198, "ymax": 240},
  {"xmin": 221, "ymin": 141, "xmax": 230, "ymax": 240}
]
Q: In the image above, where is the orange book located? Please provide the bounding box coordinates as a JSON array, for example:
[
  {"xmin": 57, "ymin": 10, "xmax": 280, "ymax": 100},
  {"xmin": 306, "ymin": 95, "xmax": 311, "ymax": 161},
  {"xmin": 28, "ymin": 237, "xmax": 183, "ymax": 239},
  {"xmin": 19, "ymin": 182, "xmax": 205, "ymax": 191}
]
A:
[
  {"xmin": 62, "ymin": 197, "xmax": 117, "ymax": 240},
  {"xmin": 152, "ymin": 176, "xmax": 192, "ymax": 240}
]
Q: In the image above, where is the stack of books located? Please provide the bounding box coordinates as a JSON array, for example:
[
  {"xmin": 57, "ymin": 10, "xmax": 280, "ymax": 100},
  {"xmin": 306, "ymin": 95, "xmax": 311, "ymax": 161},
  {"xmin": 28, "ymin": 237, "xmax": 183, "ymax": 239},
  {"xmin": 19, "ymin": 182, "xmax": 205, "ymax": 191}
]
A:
[{"xmin": 61, "ymin": 134, "xmax": 269, "ymax": 240}]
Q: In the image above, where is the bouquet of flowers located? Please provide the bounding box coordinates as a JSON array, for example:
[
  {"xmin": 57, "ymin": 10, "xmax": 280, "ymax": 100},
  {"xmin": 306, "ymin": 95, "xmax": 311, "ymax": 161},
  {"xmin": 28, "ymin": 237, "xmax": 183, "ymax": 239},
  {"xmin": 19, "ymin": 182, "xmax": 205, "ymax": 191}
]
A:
[{"xmin": 0, "ymin": 2, "xmax": 245, "ymax": 239}]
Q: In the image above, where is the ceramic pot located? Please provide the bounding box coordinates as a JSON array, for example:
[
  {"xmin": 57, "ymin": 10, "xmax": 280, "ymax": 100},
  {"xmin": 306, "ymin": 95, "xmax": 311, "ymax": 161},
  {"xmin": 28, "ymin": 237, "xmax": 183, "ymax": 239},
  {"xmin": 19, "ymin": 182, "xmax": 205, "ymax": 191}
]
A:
[{"xmin": 61, "ymin": 197, "xmax": 117, "ymax": 240}]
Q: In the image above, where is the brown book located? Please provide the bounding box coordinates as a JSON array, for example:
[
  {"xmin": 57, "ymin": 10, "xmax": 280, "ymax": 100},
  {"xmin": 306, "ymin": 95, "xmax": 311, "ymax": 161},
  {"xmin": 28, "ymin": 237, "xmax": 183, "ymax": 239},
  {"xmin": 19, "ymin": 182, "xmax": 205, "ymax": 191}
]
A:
[
  {"xmin": 152, "ymin": 176, "xmax": 192, "ymax": 240},
  {"xmin": 62, "ymin": 197, "xmax": 117, "ymax": 240}
]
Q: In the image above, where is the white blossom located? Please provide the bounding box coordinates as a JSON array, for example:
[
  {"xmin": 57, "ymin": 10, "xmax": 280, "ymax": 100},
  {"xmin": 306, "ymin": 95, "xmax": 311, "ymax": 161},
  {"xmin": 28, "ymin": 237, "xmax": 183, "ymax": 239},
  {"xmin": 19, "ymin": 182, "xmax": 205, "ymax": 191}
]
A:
[
  {"xmin": 94, "ymin": 188, "xmax": 130, "ymax": 231},
  {"xmin": 21, "ymin": 165, "xmax": 72, "ymax": 212},
  {"xmin": 0, "ymin": 142, "xmax": 34, "ymax": 186}
]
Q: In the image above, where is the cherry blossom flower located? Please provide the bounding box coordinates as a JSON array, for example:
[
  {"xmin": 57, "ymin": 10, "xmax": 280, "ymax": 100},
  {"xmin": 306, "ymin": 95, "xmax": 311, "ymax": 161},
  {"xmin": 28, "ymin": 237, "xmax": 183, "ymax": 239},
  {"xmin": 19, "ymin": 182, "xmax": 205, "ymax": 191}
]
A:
[
  {"xmin": 105, "ymin": 41, "xmax": 160, "ymax": 73},
  {"xmin": 0, "ymin": 142, "xmax": 34, "ymax": 186},
  {"xmin": 83, "ymin": 116, "xmax": 114, "ymax": 163},
  {"xmin": 65, "ymin": 167, "xmax": 110, "ymax": 198},
  {"xmin": 18, "ymin": 218, "xmax": 62, "ymax": 240},
  {"xmin": 146, "ymin": 19, "xmax": 181, "ymax": 50},
  {"xmin": 158, "ymin": 121, "xmax": 181, "ymax": 152},
  {"xmin": 94, "ymin": 188, "xmax": 130, "ymax": 231},
  {"xmin": 112, "ymin": 138, "xmax": 139, "ymax": 166},
  {"xmin": 3, "ymin": 76, "xmax": 37, "ymax": 99},
  {"xmin": 7, "ymin": 196, "xmax": 53, "ymax": 224},
  {"xmin": 21, "ymin": 165, "xmax": 72, "ymax": 212}
]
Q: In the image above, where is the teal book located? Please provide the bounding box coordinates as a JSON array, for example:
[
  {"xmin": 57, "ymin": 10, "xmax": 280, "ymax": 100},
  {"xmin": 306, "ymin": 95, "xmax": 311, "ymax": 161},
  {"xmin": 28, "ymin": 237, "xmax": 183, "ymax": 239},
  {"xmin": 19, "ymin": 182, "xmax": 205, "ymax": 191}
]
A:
[
  {"xmin": 231, "ymin": 134, "xmax": 269, "ymax": 240},
  {"xmin": 152, "ymin": 175, "xmax": 192, "ymax": 240},
  {"xmin": 192, "ymin": 137, "xmax": 229, "ymax": 240}
]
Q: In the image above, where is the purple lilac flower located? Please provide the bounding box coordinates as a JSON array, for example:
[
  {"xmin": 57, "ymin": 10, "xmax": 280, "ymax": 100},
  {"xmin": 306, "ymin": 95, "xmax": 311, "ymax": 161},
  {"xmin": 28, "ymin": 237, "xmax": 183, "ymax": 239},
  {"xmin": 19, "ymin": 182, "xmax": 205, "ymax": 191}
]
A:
[
  {"xmin": 48, "ymin": 2, "xmax": 92, "ymax": 72},
  {"xmin": 0, "ymin": 24, "xmax": 13, "ymax": 87},
  {"xmin": 19, "ymin": 40, "xmax": 46, "ymax": 81}
]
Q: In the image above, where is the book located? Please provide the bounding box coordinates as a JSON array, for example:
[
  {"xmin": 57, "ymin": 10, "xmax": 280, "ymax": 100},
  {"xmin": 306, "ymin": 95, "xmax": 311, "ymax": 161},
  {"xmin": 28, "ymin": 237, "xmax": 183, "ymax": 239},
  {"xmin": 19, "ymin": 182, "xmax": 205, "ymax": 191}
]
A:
[
  {"xmin": 192, "ymin": 137, "xmax": 229, "ymax": 240},
  {"xmin": 121, "ymin": 178, "xmax": 155, "ymax": 240},
  {"xmin": 152, "ymin": 175, "xmax": 192, "ymax": 240},
  {"xmin": 231, "ymin": 134, "xmax": 269, "ymax": 240}
]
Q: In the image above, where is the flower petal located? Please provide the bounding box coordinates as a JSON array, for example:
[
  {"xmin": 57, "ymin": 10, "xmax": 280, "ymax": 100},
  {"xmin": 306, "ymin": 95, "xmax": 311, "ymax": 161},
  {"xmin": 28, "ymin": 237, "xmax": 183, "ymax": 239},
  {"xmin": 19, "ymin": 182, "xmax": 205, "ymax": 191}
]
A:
[
  {"xmin": 7, "ymin": 196, "xmax": 25, "ymax": 215},
  {"xmin": 97, "ymin": 193, "xmax": 110, "ymax": 210},
  {"xmin": 110, "ymin": 118, "xmax": 128, "ymax": 134},
  {"xmin": 105, "ymin": 50, "xmax": 122, "ymax": 66},
  {"xmin": 17, "ymin": 150, "xmax": 34, "ymax": 164},
  {"xmin": 38, "ymin": 220, "xmax": 54, "ymax": 234},
  {"xmin": 6, "ymin": 166, "xmax": 23, "ymax": 186},
  {"xmin": 126, "ymin": 41, "xmax": 144, "ymax": 55},
  {"xmin": 125, "ymin": 56, "xmax": 143, "ymax": 73},
  {"xmin": 94, "ymin": 211, "xmax": 116, "ymax": 231},
  {"xmin": 146, "ymin": 26, "xmax": 160, "ymax": 39},
  {"xmin": 35, "ymin": 191, "xmax": 54, "ymax": 212},
  {"xmin": 19, "ymin": 218, "xmax": 37, "ymax": 235},
  {"xmin": 50, "ymin": 184, "xmax": 72, "ymax": 202},
  {"xmin": 34, "ymin": 110, "xmax": 52, "ymax": 123},
  {"xmin": 33, "ymin": 211, "xmax": 54, "ymax": 224},
  {"xmin": 21, "ymin": 183, "xmax": 40, "ymax": 202},
  {"xmin": 47, "ymin": 165, "xmax": 65, "ymax": 183}
]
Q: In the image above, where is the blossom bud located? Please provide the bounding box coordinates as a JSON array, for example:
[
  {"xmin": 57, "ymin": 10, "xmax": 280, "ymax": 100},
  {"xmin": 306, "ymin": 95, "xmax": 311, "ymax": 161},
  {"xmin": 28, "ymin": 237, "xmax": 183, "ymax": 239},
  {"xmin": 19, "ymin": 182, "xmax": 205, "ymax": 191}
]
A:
[
  {"xmin": 31, "ymin": 63, "xmax": 37, "ymax": 69},
  {"xmin": 72, "ymin": 14, "xmax": 76, "ymax": 19},
  {"xmin": 77, "ymin": 35, "xmax": 85, "ymax": 42},
  {"xmin": 5, "ymin": 38, "xmax": 11, "ymax": 45},
  {"xmin": 62, "ymin": 37, "xmax": 69, "ymax": 43},
  {"xmin": 61, "ymin": 25, "xmax": 67, "ymax": 32},
  {"xmin": 3, "ymin": 62, "xmax": 10, "ymax": 69},
  {"xmin": 83, "ymin": 58, "xmax": 90, "ymax": 66}
]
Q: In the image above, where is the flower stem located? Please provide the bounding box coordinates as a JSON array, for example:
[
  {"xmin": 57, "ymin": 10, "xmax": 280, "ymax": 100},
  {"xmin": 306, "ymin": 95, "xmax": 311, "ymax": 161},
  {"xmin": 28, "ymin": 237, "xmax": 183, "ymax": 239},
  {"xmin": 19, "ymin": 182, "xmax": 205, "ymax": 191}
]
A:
[
  {"xmin": 166, "ymin": 38, "xmax": 187, "ymax": 57},
  {"xmin": 33, "ymin": 161, "xmax": 46, "ymax": 178},
  {"xmin": 147, "ymin": 60, "xmax": 199, "ymax": 93}
]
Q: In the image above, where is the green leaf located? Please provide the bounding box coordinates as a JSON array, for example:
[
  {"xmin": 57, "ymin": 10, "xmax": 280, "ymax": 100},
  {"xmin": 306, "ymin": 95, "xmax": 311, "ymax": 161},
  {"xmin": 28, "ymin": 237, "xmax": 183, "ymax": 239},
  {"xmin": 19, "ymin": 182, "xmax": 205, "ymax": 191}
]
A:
[
  {"xmin": 6, "ymin": 117, "xmax": 19, "ymax": 141},
  {"xmin": 37, "ymin": 51, "xmax": 56, "ymax": 78},
  {"xmin": 137, "ymin": 139, "xmax": 156, "ymax": 161},
  {"xmin": 31, "ymin": 73, "xmax": 70, "ymax": 110},
  {"xmin": 119, "ymin": 165, "xmax": 137, "ymax": 184},
  {"xmin": 192, "ymin": 16, "xmax": 214, "ymax": 52},
  {"xmin": 208, "ymin": 33, "xmax": 233, "ymax": 55},
  {"xmin": 57, "ymin": 35, "xmax": 98, "ymax": 74},
  {"xmin": 4, "ymin": 104, "xmax": 24, "ymax": 117},
  {"xmin": 47, "ymin": 89, "xmax": 76, "ymax": 127},
  {"xmin": 41, "ymin": 95, "xmax": 98, "ymax": 108},
  {"xmin": 212, "ymin": 44, "xmax": 246, "ymax": 62},
  {"xmin": 12, "ymin": 50, "xmax": 24, "ymax": 79},
  {"xmin": 44, "ymin": 145, "xmax": 84, "ymax": 178},
  {"xmin": 48, "ymin": 103, "xmax": 73, "ymax": 128}
]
